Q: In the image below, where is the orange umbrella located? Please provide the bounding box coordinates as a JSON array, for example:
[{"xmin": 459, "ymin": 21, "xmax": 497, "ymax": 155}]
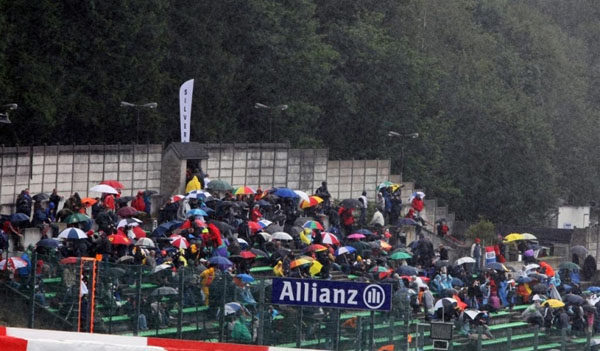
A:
[
  {"xmin": 81, "ymin": 197, "xmax": 97, "ymax": 207},
  {"xmin": 305, "ymin": 244, "xmax": 328, "ymax": 253},
  {"xmin": 300, "ymin": 196, "xmax": 323, "ymax": 209}
]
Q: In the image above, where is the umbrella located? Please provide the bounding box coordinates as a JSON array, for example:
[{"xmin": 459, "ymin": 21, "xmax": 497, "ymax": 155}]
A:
[
  {"xmin": 185, "ymin": 190, "xmax": 213, "ymax": 201},
  {"xmin": 335, "ymin": 246, "xmax": 357, "ymax": 256},
  {"xmin": 455, "ymin": 257, "xmax": 475, "ymax": 265},
  {"xmin": 170, "ymin": 236, "xmax": 189, "ymax": 249},
  {"xmin": 58, "ymin": 228, "xmax": 87, "ymax": 240},
  {"xmin": 390, "ymin": 251, "xmax": 412, "ymax": 260},
  {"xmin": 571, "ymin": 246, "xmax": 588, "ymax": 257},
  {"xmin": 521, "ymin": 233, "xmax": 538, "ymax": 241},
  {"xmin": 397, "ymin": 266, "xmax": 418, "ymax": 276},
  {"xmin": 116, "ymin": 196, "xmax": 134, "ymax": 204},
  {"xmin": 290, "ymin": 258, "xmax": 313, "ymax": 269},
  {"xmin": 305, "ymin": 244, "xmax": 328, "ymax": 253},
  {"xmin": 397, "ymin": 218, "xmax": 419, "ymax": 226},
  {"xmin": 347, "ymin": 233, "xmax": 366, "ymax": 240},
  {"xmin": 187, "ymin": 209, "xmax": 208, "ymax": 217},
  {"xmin": 265, "ymin": 223, "xmax": 284, "ymax": 234},
  {"xmin": 525, "ymin": 263, "xmax": 540, "ymax": 271},
  {"xmin": 528, "ymin": 272, "xmax": 547, "ymax": 281},
  {"xmin": 239, "ymin": 251, "xmax": 257, "ymax": 259},
  {"xmin": 408, "ymin": 191, "xmax": 426, "ymax": 203},
  {"xmin": 503, "ymin": 233, "xmax": 524, "ymax": 243},
  {"xmin": 81, "ymin": 197, "xmax": 98, "ymax": 207},
  {"xmin": 101, "ymin": 180, "xmax": 124, "ymax": 190},
  {"xmin": 170, "ymin": 194, "xmax": 184, "ymax": 202},
  {"xmin": 236, "ymin": 274, "xmax": 255, "ymax": 284},
  {"xmin": 130, "ymin": 226, "xmax": 147, "ymax": 239},
  {"xmin": 249, "ymin": 248, "xmax": 268, "ymax": 258},
  {"xmin": 321, "ymin": 232, "xmax": 340, "ymax": 245},
  {"xmin": 558, "ymin": 262, "xmax": 580, "ymax": 271},
  {"xmin": 152, "ymin": 263, "xmax": 172, "ymax": 274},
  {"xmin": 117, "ymin": 218, "xmax": 142, "ymax": 228},
  {"xmin": 376, "ymin": 181, "xmax": 395, "ymax": 191},
  {"xmin": 517, "ymin": 276, "xmax": 533, "ymax": 284},
  {"xmin": 531, "ymin": 283, "xmax": 547, "ymax": 294},
  {"xmin": 117, "ymin": 206, "xmax": 138, "ymax": 218},
  {"xmin": 135, "ymin": 237, "xmax": 155, "ymax": 248},
  {"xmin": 37, "ymin": 238, "xmax": 60, "ymax": 248},
  {"xmin": 300, "ymin": 196, "xmax": 323, "ymax": 209},
  {"xmin": 340, "ymin": 198, "xmax": 361, "ymax": 209},
  {"xmin": 237, "ymin": 238, "xmax": 249, "ymax": 249},
  {"xmin": 117, "ymin": 255, "xmax": 134, "ymax": 263},
  {"xmin": 108, "ymin": 234, "xmax": 132, "ymax": 245},
  {"xmin": 32, "ymin": 193, "xmax": 49, "ymax": 202},
  {"xmin": 564, "ymin": 294, "xmax": 585, "ymax": 305},
  {"xmin": 151, "ymin": 286, "xmax": 178, "ymax": 296},
  {"xmin": 152, "ymin": 220, "xmax": 183, "ymax": 237},
  {"xmin": 451, "ymin": 278, "xmax": 464, "ymax": 287},
  {"xmin": 248, "ymin": 221, "xmax": 262, "ymax": 233},
  {"xmin": 206, "ymin": 179, "xmax": 233, "ymax": 192},
  {"xmin": 257, "ymin": 232, "xmax": 272, "ymax": 241},
  {"xmin": 272, "ymin": 187, "xmax": 298, "ymax": 198},
  {"xmin": 234, "ymin": 186, "xmax": 256, "ymax": 195},
  {"xmin": 10, "ymin": 213, "xmax": 29, "ymax": 224},
  {"xmin": 542, "ymin": 299, "xmax": 565, "ymax": 308},
  {"xmin": 435, "ymin": 260, "xmax": 451, "ymax": 268},
  {"xmin": 209, "ymin": 256, "xmax": 233, "ymax": 270},
  {"xmin": 356, "ymin": 229, "xmax": 373, "ymax": 236},
  {"xmin": 90, "ymin": 184, "xmax": 118, "ymax": 194},
  {"xmin": 434, "ymin": 298, "xmax": 457, "ymax": 312},
  {"xmin": 65, "ymin": 213, "xmax": 90, "ymax": 224},
  {"xmin": 224, "ymin": 302, "xmax": 247, "ymax": 316},
  {"xmin": 464, "ymin": 309, "xmax": 484, "ymax": 320},
  {"xmin": 303, "ymin": 221, "xmax": 324, "ymax": 230},
  {"xmin": 258, "ymin": 219, "xmax": 273, "ymax": 228},
  {"xmin": 271, "ymin": 232, "xmax": 293, "ymax": 241},
  {"xmin": 486, "ymin": 262, "xmax": 508, "ymax": 272},
  {"xmin": 370, "ymin": 240, "xmax": 392, "ymax": 251},
  {"xmin": 294, "ymin": 190, "xmax": 310, "ymax": 202},
  {"xmin": 0, "ymin": 257, "xmax": 28, "ymax": 270}
]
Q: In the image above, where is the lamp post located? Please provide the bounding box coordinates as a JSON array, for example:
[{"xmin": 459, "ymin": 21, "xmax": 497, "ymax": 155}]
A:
[
  {"xmin": 0, "ymin": 103, "xmax": 18, "ymax": 124},
  {"xmin": 120, "ymin": 101, "xmax": 157, "ymax": 143},
  {"xmin": 254, "ymin": 102, "xmax": 288, "ymax": 142},
  {"xmin": 388, "ymin": 130, "xmax": 419, "ymax": 181}
]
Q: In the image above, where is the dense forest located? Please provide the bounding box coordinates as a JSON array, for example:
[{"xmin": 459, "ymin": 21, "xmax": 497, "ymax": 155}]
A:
[{"xmin": 0, "ymin": 0, "xmax": 599, "ymax": 225}]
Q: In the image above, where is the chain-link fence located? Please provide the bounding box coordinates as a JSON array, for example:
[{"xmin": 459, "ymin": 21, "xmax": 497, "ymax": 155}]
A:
[{"xmin": 2, "ymin": 253, "xmax": 599, "ymax": 351}]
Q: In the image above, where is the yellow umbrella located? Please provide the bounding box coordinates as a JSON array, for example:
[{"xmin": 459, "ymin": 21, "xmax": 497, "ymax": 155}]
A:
[
  {"xmin": 185, "ymin": 176, "xmax": 202, "ymax": 193},
  {"xmin": 390, "ymin": 183, "xmax": 403, "ymax": 192},
  {"xmin": 503, "ymin": 233, "xmax": 524, "ymax": 243},
  {"xmin": 300, "ymin": 195, "xmax": 324, "ymax": 209},
  {"xmin": 290, "ymin": 257, "xmax": 313, "ymax": 269},
  {"xmin": 542, "ymin": 299, "xmax": 565, "ymax": 308},
  {"xmin": 309, "ymin": 260, "xmax": 323, "ymax": 276}
]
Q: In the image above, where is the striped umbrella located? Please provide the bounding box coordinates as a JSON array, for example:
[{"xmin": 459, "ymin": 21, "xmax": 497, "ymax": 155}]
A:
[
  {"xmin": 303, "ymin": 220, "xmax": 324, "ymax": 230},
  {"xmin": 335, "ymin": 246, "xmax": 356, "ymax": 256},
  {"xmin": 170, "ymin": 235, "xmax": 190, "ymax": 249},
  {"xmin": 321, "ymin": 232, "xmax": 340, "ymax": 245},
  {"xmin": 234, "ymin": 186, "xmax": 256, "ymax": 195},
  {"xmin": 300, "ymin": 196, "xmax": 323, "ymax": 209},
  {"xmin": 0, "ymin": 257, "xmax": 28, "ymax": 270},
  {"xmin": 58, "ymin": 228, "xmax": 87, "ymax": 240}
]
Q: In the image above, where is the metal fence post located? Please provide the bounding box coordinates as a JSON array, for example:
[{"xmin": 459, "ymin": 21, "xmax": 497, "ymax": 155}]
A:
[
  {"xmin": 219, "ymin": 275, "xmax": 227, "ymax": 342},
  {"xmin": 534, "ymin": 325, "xmax": 539, "ymax": 351},
  {"xmin": 257, "ymin": 278, "xmax": 265, "ymax": 345},
  {"xmin": 333, "ymin": 309, "xmax": 341, "ymax": 351},
  {"xmin": 134, "ymin": 265, "xmax": 142, "ymax": 336},
  {"xmin": 355, "ymin": 316, "xmax": 362, "ymax": 351},
  {"xmin": 296, "ymin": 307, "xmax": 303, "ymax": 348},
  {"xmin": 369, "ymin": 310, "xmax": 375, "ymax": 351},
  {"xmin": 177, "ymin": 269, "xmax": 184, "ymax": 339},
  {"xmin": 28, "ymin": 250, "xmax": 37, "ymax": 328},
  {"xmin": 586, "ymin": 331, "xmax": 592, "ymax": 351},
  {"xmin": 477, "ymin": 325, "xmax": 482, "ymax": 351},
  {"xmin": 560, "ymin": 327, "xmax": 566, "ymax": 351},
  {"xmin": 507, "ymin": 326, "xmax": 512, "ymax": 351}
]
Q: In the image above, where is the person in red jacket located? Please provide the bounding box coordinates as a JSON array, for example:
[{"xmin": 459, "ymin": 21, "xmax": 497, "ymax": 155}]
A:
[
  {"xmin": 411, "ymin": 194, "xmax": 424, "ymax": 213},
  {"xmin": 202, "ymin": 223, "xmax": 223, "ymax": 248},
  {"xmin": 103, "ymin": 193, "xmax": 115, "ymax": 212},
  {"xmin": 250, "ymin": 204, "xmax": 262, "ymax": 222},
  {"xmin": 131, "ymin": 191, "xmax": 146, "ymax": 212},
  {"xmin": 339, "ymin": 207, "xmax": 354, "ymax": 236}
]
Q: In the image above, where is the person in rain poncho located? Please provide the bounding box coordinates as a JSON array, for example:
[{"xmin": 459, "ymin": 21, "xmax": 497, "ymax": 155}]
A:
[
  {"xmin": 199, "ymin": 264, "xmax": 216, "ymax": 306},
  {"xmin": 521, "ymin": 295, "xmax": 543, "ymax": 327}
]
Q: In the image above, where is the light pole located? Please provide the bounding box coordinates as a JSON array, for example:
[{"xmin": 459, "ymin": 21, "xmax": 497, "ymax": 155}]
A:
[
  {"xmin": 388, "ymin": 130, "xmax": 419, "ymax": 181},
  {"xmin": 120, "ymin": 101, "xmax": 157, "ymax": 143},
  {"xmin": 0, "ymin": 103, "xmax": 18, "ymax": 124},
  {"xmin": 254, "ymin": 102, "xmax": 288, "ymax": 142}
]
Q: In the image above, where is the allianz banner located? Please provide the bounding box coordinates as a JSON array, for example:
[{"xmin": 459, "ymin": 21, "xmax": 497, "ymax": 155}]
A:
[{"xmin": 271, "ymin": 278, "xmax": 392, "ymax": 311}]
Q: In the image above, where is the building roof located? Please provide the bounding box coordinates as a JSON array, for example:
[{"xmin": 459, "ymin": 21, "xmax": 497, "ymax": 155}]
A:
[{"xmin": 164, "ymin": 142, "xmax": 209, "ymax": 160}]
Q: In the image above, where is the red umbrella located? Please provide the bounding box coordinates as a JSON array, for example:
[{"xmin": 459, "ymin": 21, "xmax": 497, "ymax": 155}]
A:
[
  {"xmin": 320, "ymin": 232, "xmax": 340, "ymax": 245},
  {"xmin": 101, "ymin": 180, "xmax": 124, "ymax": 190},
  {"xmin": 239, "ymin": 251, "xmax": 257, "ymax": 259},
  {"xmin": 131, "ymin": 226, "xmax": 147, "ymax": 239},
  {"xmin": 59, "ymin": 257, "xmax": 79, "ymax": 265},
  {"xmin": 170, "ymin": 235, "xmax": 189, "ymax": 249},
  {"xmin": 248, "ymin": 221, "xmax": 261, "ymax": 233},
  {"xmin": 108, "ymin": 234, "xmax": 132, "ymax": 245},
  {"xmin": 117, "ymin": 206, "xmax": 138, "ymax": 218},
  {"xmin": 305, "ymin": 244, "xmax": 328, "ymax": 253}
]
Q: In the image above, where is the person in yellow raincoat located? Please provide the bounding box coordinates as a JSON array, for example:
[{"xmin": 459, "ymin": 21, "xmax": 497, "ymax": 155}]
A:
[
  {"xmin": 185, "ymin": 176, "xmax": 202, "ymax": 193},
  {"xmin": 273, "ymin": 261, "xmax": 284, "ymax": 277},
  {"xmin": 199, "ymin": 264, "xmax": 216, "ymax": 305},
  {"xmin": 300, "ymin": 228, "xmax": 312, "ymax": 245}
]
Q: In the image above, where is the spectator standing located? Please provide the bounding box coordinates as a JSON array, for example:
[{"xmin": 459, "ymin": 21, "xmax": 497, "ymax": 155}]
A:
[
  {"xmin": 471, "ymin": 238, "xmax": 482, "ymax": 272},
  {"xmin": 315, "ymin": 182, "xmax": 331, "ymax": 209},
  {"xmin": 358, "ymin": 191, "xmax": 368, "ymax": 227},
  {"xmin": 16, "ymin": 188, "xmax": 32, "ymax": 216}
]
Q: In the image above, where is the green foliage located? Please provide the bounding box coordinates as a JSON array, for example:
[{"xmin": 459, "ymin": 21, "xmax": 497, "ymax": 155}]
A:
[
  {"xmin": 1, "ymin": 0, "xmax": 600, "ymax": 225},
  {"xmin": 465, "ymin": 217, "xmax": 496, "ymax": 246}
]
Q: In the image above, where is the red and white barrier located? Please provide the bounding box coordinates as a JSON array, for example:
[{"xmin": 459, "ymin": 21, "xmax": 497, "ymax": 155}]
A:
[{"xmin": 0, "ymin": 327, "xmax": 321, "ymax": 351}]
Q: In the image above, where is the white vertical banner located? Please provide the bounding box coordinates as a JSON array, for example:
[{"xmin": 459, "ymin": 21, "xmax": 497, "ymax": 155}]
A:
[{"xmin": 179, "ymin": 79, "xmax": 194, "ymax": 142}]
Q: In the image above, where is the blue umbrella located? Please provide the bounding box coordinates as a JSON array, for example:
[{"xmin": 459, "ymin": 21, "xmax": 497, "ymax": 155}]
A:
[
  {"xmin": 517, "ymin": 276, "xmax": 533, "ymax": 284},
  {"xmin": 58, "ymin": 228, "xmax": 87, "ymax": 240},
  {"xmin": 272, "ymin": 188, "xmax": 298, "ymax": 198},
  {"xmin": 397, "ymin": 265, "xmax": 418, "ymax": 276},
  {"xmin": 335, "ymin": 246, "xmax": 357, "ymax": 256},
  {"xmin": 397, "ymin": 218, "xmax": 419, "ymax": 226},
  {"xmin": 356, "ymin": 229, "xmax": 373, "ymax": 236},
  {"xmin": 152, "ymin": 220, "xmax": 183, "ymax": 237},
  {"xmin": 209, "ymin": 256, "xmax": 233, "ymax": 270},
  {"xmin": 10, "ymin": 213, "xmax": 29, "ymax": 224},
  {"xmin": 187, "ymin": 209, "xmax": 208, "ymax": 217},
  {"xmin": 37, "ymin": 238, "xmax": 59, "ymax": 248},
  {"xmin": 588, "ymin": 286, "xmax": 600, "ymax": 294},
  {"xmin": 451, "ymin": 278, "xmax": 464, "ymax": 287},
  {"xmin": 236, "ymin": 274, "xmax": 255, "ymax": 283}
]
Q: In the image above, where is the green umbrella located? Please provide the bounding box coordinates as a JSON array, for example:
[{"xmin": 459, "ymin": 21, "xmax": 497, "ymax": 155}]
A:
[
  {"xmin": 206, "ymin": 179, "xmax": 233, "ymax": 192},
  {"xmin": 390, "ymin": 251, "xmax": 412, "ymax": 260},
  {"xmin": 376, "ymin": 181, "xmax": 394, "ymax": 191},
  {"xmin": 558, "ymin": 262, "xmax": 580, "ymax": 271},
  {"xmin": 65, "ymin": 213, "xmax": 91, "ymax": 224}
]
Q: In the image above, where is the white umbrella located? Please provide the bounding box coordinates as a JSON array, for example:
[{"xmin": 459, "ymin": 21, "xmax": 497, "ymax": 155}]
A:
[
  {"xmin": 118, "ymin": 218, "xmax": 142, "ymax": 228},
  {"xmin": 434, "ymin": 297, "xmax": 457, "ymax": 311},
  {"xmin": 409, "ymin": 191, "xmax": 426, "ymax": 203},
  {"xmin": 524, "ymin": 263, "xmax": 540, "ymax": 272},
  {"xmin": 257, "ymin": 232, "xmax": 272, "ymax": 241},
  {"xmin": 152, "ymin": 263, "xmax": 172, "ymax": 274},
  {"xmin": 58, "ymin": 228, "xmax": 87, "ymax": 240},
  {"xmin": 271, "ymin": 232, "xmax": 293, "ymax": 241},
  {"xmin": 135, "ymin": 237, "xmax": 155, "ymax": 248},
  {"xmin": 464, "ymin": 309, "xmax": 483, "ymax": 320},
  {"xmin": 90, "ymin": 184, "xmax": 118, "ymax": 194},
  {"xmin": 0, "ymin": 257, "xmax": 28, "ymax": 270},
  {"xmin": 237, "ymin": 238, "xmax": 249, "ymax": 246},
  {"xmin": 294, "ymin": 190, "xmax": 310, "ymax": 203},
  {"xmin": 455, "ymin": 257, "xmax": 476, "ymax": 265},
  {"xmin": 521, "ymin": 233, "xmax": 537, "ymax": 241}
]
